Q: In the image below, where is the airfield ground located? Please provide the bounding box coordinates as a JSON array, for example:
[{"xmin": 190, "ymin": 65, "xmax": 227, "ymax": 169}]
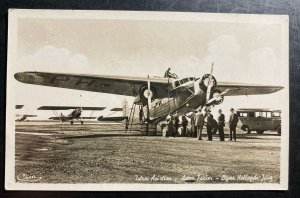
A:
[{"xmin": 14, "ymin": 122, "xmax": 281, "ymax": 184}]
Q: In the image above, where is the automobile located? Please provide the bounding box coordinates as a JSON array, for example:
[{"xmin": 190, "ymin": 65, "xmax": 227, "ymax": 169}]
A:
[{"xmin": 236, "ymin": 108, "xmax": 281, "ymax": 135}]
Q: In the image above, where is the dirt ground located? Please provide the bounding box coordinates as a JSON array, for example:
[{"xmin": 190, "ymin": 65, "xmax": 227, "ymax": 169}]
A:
[{"xmin": 14, "ymin": 122, "xmax": 281, "ymax": 184}]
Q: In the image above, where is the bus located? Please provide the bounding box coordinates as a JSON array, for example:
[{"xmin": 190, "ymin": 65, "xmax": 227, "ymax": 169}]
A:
[{"xmin": 236, "ymin": 108, "xmax": 281, "ymax": 135}]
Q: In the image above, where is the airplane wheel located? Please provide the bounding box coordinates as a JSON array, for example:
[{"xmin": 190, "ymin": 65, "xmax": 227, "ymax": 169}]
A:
[
  {"xmin": 81, "ymin": 121, "xmax": 84, "ymax": 125},
  {"xmin": 277, "ymin": 126, "xmax": 281, "ymax": 136},
  {"xmin": 256, "ymin": 130, "xmax": 264, "ymax": 134},
  {"xmin": 70, "ymin": 121, "xmax": 74, "ymax": 125}
]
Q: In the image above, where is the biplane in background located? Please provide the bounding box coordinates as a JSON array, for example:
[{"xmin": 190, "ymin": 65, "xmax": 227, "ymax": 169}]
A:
[
  {"xmin": 15, "ymin": 64, "xmax": 284, "ymax": 130},
  {"xmin": 37, "ymin": 106, "xmax": 106, "ymax": 124},
  {"xmin": 15, "ymin": 105, "xmax": 37, "ymax": 122},
  {"xmin": 15, "ymin": 114, "xmax": 37, "ymax": 122}
]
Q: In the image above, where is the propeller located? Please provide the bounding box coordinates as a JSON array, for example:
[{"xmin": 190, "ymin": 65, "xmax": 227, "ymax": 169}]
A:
[
  {"xmin": 147, "ymin": 75, "xmax": 152, "ymax": 109},
  {"xmin": 206, "ymin": 63, "xmax": 214, "ymax": 103},
  {"xmin": 206, "ymin": 89, "xmax": 229, "ymax": 104}
]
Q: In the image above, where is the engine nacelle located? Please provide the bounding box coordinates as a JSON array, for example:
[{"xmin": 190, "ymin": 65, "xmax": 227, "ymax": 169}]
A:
[
  {"xmin": 199, "ymin": 74, "xmax": 217, "ymax": 92},
  {"xmin": 139, "ymin": 85, "xmax": 157, "ymax": 106}
]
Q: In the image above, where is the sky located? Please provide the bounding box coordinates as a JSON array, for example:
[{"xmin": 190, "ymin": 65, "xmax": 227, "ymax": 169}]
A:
[{"xmin": 11, "ymin": 11, "xmax": 288, "ymax": 120}]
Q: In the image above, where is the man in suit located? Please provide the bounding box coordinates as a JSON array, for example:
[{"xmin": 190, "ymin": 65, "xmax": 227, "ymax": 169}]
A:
[
  {"xmin": 195, "ymin": 108, "xmax": 205, "ymax": 140},
  {"xmin": 217, "ymin": 109, "xmax": 225, "ymax": 141},
  {"xmin": 173, "ymin": 111, "xmax": 179, "ymax": 137},
  {"xmin": 181, "ymin": 115, "xmax": 188, "ymax": 136},
  {"xmin": 206, "ymin": 109, "xmax": 214, "ymax": 141},
  {"xmin": 229, "ymin": 108, "xmax": 239, "ymax": 141}
]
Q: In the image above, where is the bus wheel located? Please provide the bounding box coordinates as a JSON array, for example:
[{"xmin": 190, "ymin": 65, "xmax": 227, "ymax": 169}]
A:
[
  {"xmin": 256, "ymin": 130, "xmax": 264, "ymax": 134},
  {"xmin": 246, "ymin": 127, "xmax": 251, "ymax": 134},
  {"xmin": 277, "ymin": 126, "xmax": 281, "ymax": 136}
]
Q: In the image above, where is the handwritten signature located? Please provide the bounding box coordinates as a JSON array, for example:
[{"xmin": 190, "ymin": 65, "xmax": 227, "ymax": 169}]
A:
[{"xmin": 16, "ymin": 173, "xmax": 42, "ymax": 182}]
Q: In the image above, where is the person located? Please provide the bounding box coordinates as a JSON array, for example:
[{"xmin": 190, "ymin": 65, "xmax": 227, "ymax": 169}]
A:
[
  {"xmin": 139, "ymin": 108, "xmax": 144, "ymax": 124},
  {"xmin": 181, "ymin": 115, "xmax": 188, "ymax": 136},
  {"xmin": 217, "ymin": 109, "xmax": 225, "ymax": 141},
  {"xmin": 190, "ymin": 111, "xmax": 197, "ymax": 137},
  {"xmin": 229, "ymin": 108, "xmax": 239, "ymax": 141},
  {"xmin": 125, "ymin": 117, "xmax": 129, "ymax": 132},
  {"xmin": 173, "ymin": 111, "xmax": 179, "ymax": 137},
  {"xmin": 164, "ymin": 68, "xmax": 172, "ymax": 78},
  {"xmin": 165, "ymin": 114, "xmax": 175, "ymax": 138},
  {"xmin": 206, "ymin": 110, "xmax": 214, "ymax": 141},
  {"xmin": 195, "ymin": 108, "xmax": 205, "ymax": 140}
]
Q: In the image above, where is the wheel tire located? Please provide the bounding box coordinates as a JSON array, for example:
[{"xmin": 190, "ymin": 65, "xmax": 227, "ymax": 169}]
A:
[
  {"xmin": 256, "ymin": 130, "xmax": 264, "ymax": 134},
  {"xmin": 277, "ymin": 126, "xmax": 281, "ymax": 136},
  {"xmin": 246, "ymin": 127, "xmax": 251, "ymax": 134}
]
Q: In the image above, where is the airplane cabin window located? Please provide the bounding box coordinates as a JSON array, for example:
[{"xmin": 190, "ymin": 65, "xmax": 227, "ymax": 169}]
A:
[
  {"xmin": 266, "ymin": 112, "xmax": 272, "ymax": 118},
  {"xmin": 175, "ymin": 81, "xmax": 180, "ymax": 87},
  {"xmin": 261, "ymin": 112, "xmax": 267, "ymax": 117}
]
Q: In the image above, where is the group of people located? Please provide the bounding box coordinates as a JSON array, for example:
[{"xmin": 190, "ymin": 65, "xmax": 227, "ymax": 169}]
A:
[{"xmin": 165, "ymin": 107, "xmax": 239, "ymax": 141}]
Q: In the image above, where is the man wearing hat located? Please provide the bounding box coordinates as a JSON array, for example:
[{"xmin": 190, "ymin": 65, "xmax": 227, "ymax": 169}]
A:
[
  {"xmin": 229, "ymin": 108, "xmax": 239, "ymax": 141},
  {"xmin": 217, "ymin": 109, "xmax": 225, "ymax": 141},
  {"xmin": 206, "ymin": 109, "xmax": 214, "ymax": 141}
]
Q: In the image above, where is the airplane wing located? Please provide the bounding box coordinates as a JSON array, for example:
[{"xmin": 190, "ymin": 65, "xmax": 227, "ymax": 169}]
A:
[
  {"xmin": 97, "ymin": 116, "xmax": 128, "ymax": 121},
  {"xmin": 38, "ymin": 106, "xmax": 106, "ymax": 110},
  {"xmin": 110, "ymin": 108, "xmax": 123, "ymax": 111},
  {"xmin": 80, "ymin": 117, "xmax": 97, "ymax": 119},
  {"xmin": 217, "ymin": 82, "xmax": 284, "ymax": 96},
  {"xmin": 15, "ymin": 72, "xmax": 170, "ymax": 98},
  {"xmin": 15, "ymin": 105, "xmax": 24, "ymax": 109}
]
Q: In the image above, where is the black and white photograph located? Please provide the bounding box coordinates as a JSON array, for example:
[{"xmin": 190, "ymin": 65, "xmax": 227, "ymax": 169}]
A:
[{"xmin": 5, "ymin": 9, "xmax": 289, "ymax": 191}]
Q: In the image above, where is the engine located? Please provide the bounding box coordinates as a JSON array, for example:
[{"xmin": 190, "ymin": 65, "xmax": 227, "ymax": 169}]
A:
[
  {"xmin": 138, "ymin": 85, "xmax": 157, "ymax": 106},
  {"xmin": 197, "ymin": 74, "xmax": 224, "ymax": 105}
]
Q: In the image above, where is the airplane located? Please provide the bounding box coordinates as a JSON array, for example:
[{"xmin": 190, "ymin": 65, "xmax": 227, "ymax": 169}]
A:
[
  {"xmin": 37, "ymin": 106, "xmax": 106, "ymax": 124},
  {"xmin": 15, "ymin": 114, "xmax": 37, "ymax": 122},
  {"xmin": 15, "ymin": 105, "xmax": 37, "ymax": 122},
  {"xmin": 14, "ymin": 64, "xmax": 283, "ymax": 126}
]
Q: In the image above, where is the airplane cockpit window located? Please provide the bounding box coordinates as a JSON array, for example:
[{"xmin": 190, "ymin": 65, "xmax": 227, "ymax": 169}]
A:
[
  {"xmin": 189, "ymin": 77, "xmax": 195, "ymax": 81},
  {"xmin": 179, "ymin": 78, "xmax": 189, "ymax": 84},
  {"xmin": 175, "ymin": 81, "xmax": 180, "ymax": 87}
]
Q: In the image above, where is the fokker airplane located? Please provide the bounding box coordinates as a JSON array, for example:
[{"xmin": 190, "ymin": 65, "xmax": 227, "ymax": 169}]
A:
[
  {"xmin": 37, "ymin": 106, "xmax": 106, "ymax": 124},
  {"xmin": 15, "ymin": 65, "xmax": 283, "ymax": 125}
]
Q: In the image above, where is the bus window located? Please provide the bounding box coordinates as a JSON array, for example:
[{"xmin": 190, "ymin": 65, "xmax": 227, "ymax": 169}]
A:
[
  {"xmin": 255, "ymin": 112, "xmax": 261, "ymax": 117},
  {"xmin": 273, "ymin": 112, "xmax": 281, "ymax": 117},
  {"xmin": 248, "ymin": 112, "xmax": 255, "ymax": 117},
  {"xmin": 240, "ymin": 112, "xmax": 248, "ymax": 117},
  {"xmin": 266, "ymin": 112, "xmax": 272, "ymax": 118}
]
